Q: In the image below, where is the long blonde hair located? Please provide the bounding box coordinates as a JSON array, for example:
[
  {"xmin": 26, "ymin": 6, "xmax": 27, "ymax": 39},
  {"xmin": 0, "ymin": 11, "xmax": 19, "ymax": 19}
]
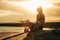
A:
[{"xmin": 37, "ymin": 7, "xmax": 42, "ymax": 13}]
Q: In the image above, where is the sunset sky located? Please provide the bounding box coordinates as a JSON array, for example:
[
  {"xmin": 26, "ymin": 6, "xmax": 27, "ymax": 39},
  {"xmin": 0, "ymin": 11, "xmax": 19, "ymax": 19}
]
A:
[{"xmin": 0, "ymin": 0, "xmax": 60, "ymax": 23}]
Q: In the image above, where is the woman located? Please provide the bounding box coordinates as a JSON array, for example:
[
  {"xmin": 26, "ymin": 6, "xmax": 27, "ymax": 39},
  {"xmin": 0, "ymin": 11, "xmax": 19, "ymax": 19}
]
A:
[{"xmin": 36, "ymin": 7, "xmax": 45, "ymax": 30}]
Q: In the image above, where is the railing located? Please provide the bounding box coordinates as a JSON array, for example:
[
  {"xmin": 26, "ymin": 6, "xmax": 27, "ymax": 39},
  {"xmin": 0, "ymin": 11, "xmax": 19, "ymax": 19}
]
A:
[{"xmin": 2, "ymin": 32, "xmax": 27, "ymax": 40}]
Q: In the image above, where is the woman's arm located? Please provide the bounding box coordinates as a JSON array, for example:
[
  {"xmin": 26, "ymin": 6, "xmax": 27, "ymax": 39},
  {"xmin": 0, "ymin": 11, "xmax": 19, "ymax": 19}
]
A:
[{"xmin": 36, "ymin": 15, "xmax": 38, "ymax": 24}]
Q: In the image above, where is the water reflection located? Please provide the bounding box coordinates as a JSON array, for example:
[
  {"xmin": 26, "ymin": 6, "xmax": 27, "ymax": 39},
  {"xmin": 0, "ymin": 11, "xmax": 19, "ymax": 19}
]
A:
[
  {"xmin": 0, "ymin": 26, "xmax": 25, "ymax": 33},
  {"xmin": 0, "ymin": 26, "xmax": 60, "ymax": 40},
  {"xmin": 0, "ymin": 26, "xmax": 57, "ymax": 32},
  {"xmin": 43, "ymin": 28, "xmax": 55, "ymax": 30}
]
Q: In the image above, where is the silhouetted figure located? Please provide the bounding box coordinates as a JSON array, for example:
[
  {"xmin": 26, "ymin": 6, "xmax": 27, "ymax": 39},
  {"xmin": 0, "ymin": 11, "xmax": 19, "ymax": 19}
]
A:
[
  {"xmin": 23, "ymin": 20, "xmax": 35, "ymax": 40},
  {"xmin": 36, "ymin": 7, "xmax": 45, "ymax": 30},
  {"xmin": 23, "ymin": 7, "xmax": 45, "ymax": 40},
  {"xmin": 24, "ymin": 20, "xmax": 34, "ymax": 32},
  {"xmin": 24, "ymin": 20, "xmax": 29, "ymax": 33},
  {"xmin": 24, "ymin": 28, "xmax": 29, "ymax": 33}
]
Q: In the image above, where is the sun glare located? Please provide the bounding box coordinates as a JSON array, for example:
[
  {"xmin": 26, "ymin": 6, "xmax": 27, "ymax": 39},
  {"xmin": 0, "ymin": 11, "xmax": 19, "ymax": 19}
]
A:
[
  {"xmin": 8, "ymin": 0, "xmax": 52, "ymax": 14},
  {"xmin": 20, "ymin": 1, "xmax": 52, "ymax": 13}
]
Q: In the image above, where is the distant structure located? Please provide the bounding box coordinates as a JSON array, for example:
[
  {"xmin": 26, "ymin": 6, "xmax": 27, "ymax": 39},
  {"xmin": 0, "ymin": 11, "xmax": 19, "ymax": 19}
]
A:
[{"xmin": 18, "ymin": 18, "xmax": 24, "ymax": 23}]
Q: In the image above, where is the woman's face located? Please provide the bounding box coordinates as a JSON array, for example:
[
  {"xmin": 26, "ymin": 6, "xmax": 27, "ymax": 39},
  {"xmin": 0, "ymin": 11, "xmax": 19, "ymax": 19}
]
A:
[{"xmin": 37, "ymin": 7, "xmax": 42, "ymax": 13}]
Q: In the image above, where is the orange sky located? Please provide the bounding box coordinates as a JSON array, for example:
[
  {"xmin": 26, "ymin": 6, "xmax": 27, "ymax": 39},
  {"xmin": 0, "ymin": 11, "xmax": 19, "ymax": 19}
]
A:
[{"xmin": 0, "ymin": 0, "xmax": 60, "ymax": 23}]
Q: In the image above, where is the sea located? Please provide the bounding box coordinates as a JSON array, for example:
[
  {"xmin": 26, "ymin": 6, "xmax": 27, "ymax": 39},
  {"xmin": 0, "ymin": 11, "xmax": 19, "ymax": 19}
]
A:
[
  {"xmin": 0, "ymin": 26, "xmax": 58, "ymax": 40},
  {"xmin": 0, "ymin": 26, "xmax": 26, "ymax": 40}
]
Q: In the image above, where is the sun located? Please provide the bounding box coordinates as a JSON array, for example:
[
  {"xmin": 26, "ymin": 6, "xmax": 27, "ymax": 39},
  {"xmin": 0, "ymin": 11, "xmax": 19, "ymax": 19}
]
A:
[
  {"xmin": 17, "ymin": 0, "xmax": 52, "ymax": 14},
  {"xmin": 8, "ymin": 0, "xmax": 52, "ymax": 14}
]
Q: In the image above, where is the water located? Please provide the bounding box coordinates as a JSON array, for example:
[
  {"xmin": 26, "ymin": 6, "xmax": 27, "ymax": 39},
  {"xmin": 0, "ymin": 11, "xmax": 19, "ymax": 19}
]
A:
[
  {"xmin": 0, "ymin": 26, "xmax": 55, "ymax": 33},
  {"xmin": 0, "ymin": 26, "xmax": 59, "ymax": 40},
  {"xmin": 0, "ymin": 26, "xmax": 26, "ymax": 40},
  {"xmin": 0, "ymin": 26, "xmax": 25, "ymax": 33}
]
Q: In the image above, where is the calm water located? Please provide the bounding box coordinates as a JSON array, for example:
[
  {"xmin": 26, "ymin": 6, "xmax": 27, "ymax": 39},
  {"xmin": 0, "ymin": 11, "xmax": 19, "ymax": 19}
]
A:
[
  {"xmin": 0, "ymin": 26, "xmax": 59, "ymax": 40},
  {"xmin": 0, "ymin": 26, "xmax": 27, "ymax": 40},
  {"xmin": 0, "ymin": 26, "xmax": 55, "ymax": 33},
  {"xmin": 0, "ymin": 26, "xmax": 25, "ymax": 33}
]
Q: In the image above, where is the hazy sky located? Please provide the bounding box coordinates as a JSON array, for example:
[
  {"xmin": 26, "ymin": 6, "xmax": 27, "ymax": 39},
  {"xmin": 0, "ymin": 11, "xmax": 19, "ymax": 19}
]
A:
[{"xmin": 0, "ymin": 0, "xmax": 60, "ymax": 23}]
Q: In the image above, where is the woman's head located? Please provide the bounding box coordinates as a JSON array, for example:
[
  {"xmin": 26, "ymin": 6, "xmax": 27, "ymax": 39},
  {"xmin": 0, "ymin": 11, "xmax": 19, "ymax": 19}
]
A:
[
  {"xmin": 37, "ymin": 6, "xmax": 42, "ymax": 13},
  {"xmin": 25, "ymin": 20, "xmax": 30, "ymax": 23}
]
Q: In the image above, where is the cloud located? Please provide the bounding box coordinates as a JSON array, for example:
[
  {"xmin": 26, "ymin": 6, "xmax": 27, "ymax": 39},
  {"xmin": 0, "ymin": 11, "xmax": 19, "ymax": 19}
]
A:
[
  {"xmin": 0, "ymin": 10, "xmax": 23, "ymax": 16},
  {"xmin": 52, "ymin": 2, "xmax": 60, "ymax": 6},
  {"xmin": 0, "ymin": 0, "xmax": 60, "ymax": 22},
  {"xmin": 0, "ymin": 13, "xmax": 36, "ymax": 23},
  {"xmin": 45, "ymin": 17, "xmax": 60, "ymax": 22},
  {"xmin": 0, "ymin": 1, "xmax": 33, "ymax": 14},
  {"xmin": 44, "ymin": 6, "xmax": 60, "ymax": 17},
  {"xmin": 0, "ymin": 15, "xmax": 22, "ymax": 23},
  {"xmin": 0, "ymin": 1, "xmax": 35, "ymax": 22},
  {"xmin": 0, "ymin": 0, "xmax": 29, "ymax": 1}
]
